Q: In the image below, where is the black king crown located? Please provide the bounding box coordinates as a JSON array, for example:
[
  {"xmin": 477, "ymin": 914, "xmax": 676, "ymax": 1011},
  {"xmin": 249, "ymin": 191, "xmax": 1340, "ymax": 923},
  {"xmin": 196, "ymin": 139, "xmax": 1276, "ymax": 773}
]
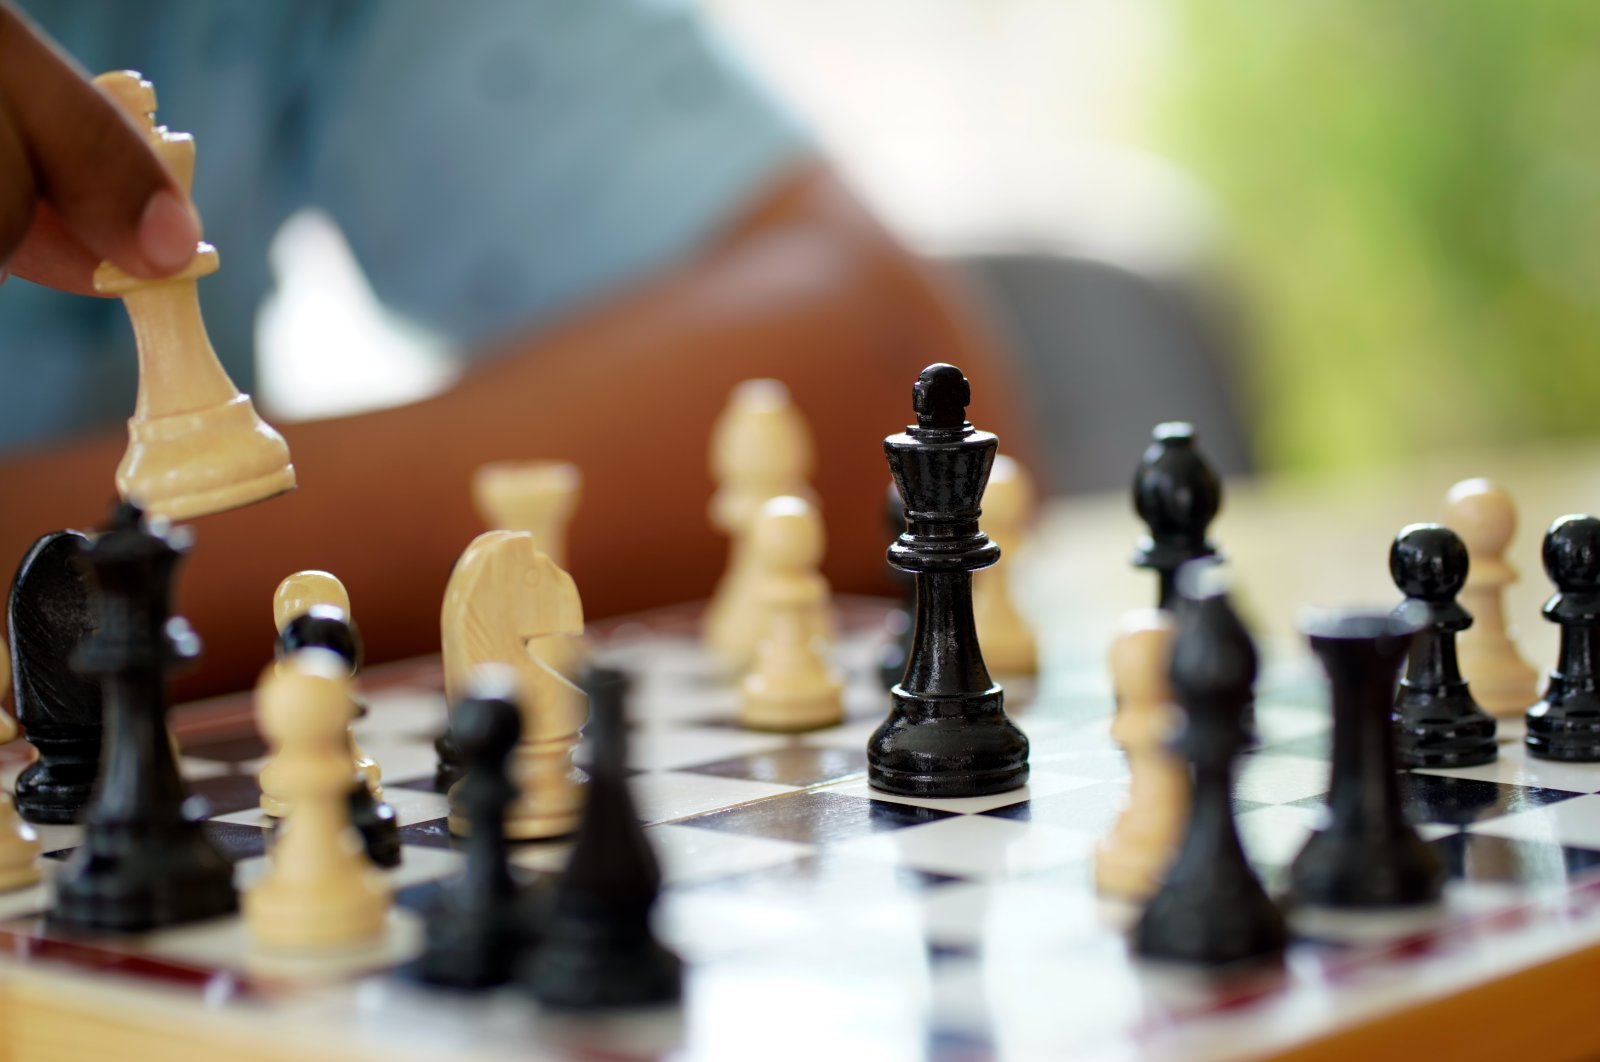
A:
[{"xmin": 868, "ymin": 364, "xmax": 1029, "ymax": 797}]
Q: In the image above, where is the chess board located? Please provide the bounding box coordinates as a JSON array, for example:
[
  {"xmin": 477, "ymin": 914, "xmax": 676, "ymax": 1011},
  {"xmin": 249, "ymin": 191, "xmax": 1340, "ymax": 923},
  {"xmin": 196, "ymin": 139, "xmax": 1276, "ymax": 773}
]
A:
[{"xmin": 2, "ymin": 598, "xmax": 1600, "ymax": 1061}]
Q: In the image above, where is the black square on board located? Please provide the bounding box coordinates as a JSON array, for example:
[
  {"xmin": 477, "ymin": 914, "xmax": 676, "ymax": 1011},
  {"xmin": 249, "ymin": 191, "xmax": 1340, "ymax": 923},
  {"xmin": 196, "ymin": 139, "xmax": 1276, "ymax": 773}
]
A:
[
  {"xmin": 676, "ymin": 790, "xmax": 956, "ymax": 845},
  {"xmin": 681, "ymin": 745, "xmax": 868, "ymax": 787}
]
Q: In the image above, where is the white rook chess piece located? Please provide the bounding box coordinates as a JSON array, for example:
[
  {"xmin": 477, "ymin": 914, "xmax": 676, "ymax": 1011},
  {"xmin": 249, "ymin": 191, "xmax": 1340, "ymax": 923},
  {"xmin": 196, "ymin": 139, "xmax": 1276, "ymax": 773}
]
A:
[
  {"xmin": 245, "ymin": 650, "xmax": 388, "ymax": 951},
  {"xmin": 973, "ymin": 455, "xmax": 1038, "ymax": 674},
  {"xmin": 1445, "ymin": 479, "xmax": 1540, "ymax": 717},
  {"xmin": 1096, "ymin": 610, "xmax": 1186, "ymax": 899},
  {"xmin": 740, "ymin": 497, "xmax": 843, "ymax": 731},
  {"xmin": 92, "ymin": 71, "xmax": 294, "ymax": 520},
  {"xmin": 704, "ymin": 380, "xmax": 816, "ymax": 667}
]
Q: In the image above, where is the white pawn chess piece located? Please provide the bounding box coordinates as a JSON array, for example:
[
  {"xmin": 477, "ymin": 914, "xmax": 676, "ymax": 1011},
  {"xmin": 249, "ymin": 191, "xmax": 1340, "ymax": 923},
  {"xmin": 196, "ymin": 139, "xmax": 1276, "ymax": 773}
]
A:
[
  {"xmin": 245, "ymin": 650, "xmax": 389, "ymax": 951},
  {"xmin": 973, "ymin": 455, "xmax": 1038, "ymax": 674},
  {"xmin": 1095, "ymin": 611, "xmax": 1186, "ymax": 899},
  {"xmin": 92, "ymin": 71, "xmax": 295, "ymax": 520},
  {"xmin": 1446, "ymin": 479, "xmax": 1540, "ymax": 717},
  {"xmin": 740, "ymin": 497, "xmax": 843, "ymax": 731},
  {"xmin": 441, "ymin": 532, "xmax": 586, "ymax": 839},
  {"xmin": 0, "ymin": 791, "xmax": 40, "ymax": 891},
  {"xmin": 704, "ymin": 380, "xmax": 817, "ymax": 667}
]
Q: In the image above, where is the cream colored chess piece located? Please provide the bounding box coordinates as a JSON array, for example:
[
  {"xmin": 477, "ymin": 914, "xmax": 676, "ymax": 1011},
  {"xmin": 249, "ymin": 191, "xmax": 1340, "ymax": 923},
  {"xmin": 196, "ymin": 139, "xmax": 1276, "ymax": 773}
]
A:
[
  {"xmin": 1446, "ymin": 479, "xmax": 1540, "ymax": 716},
  {"xmin": 0, "ymin": 637, "xmax": 16, "ymax": 744},
  {"xmin": 245, "ymin": 650, "xmax": 388, "ymax": 951},
  {"xmin": 91, "ymin": 71, "xmax": 294, "ymax": 520},
  {"xmin": 441, "ymin": 532, "xmax": 586, "ymax": 838},
  {"xmin": 0, "ymin": 791, "xmax": 40, "ymax": 891},
  {"xmin": 704, "ymin": 380, "xmax": 816, "ymax": 666},
  {"xmin": 260, "ymin": 571, "xmax": 381, "ymax": 816},
  {"xmin": 973, "ymin": 455, "xmax": 1038, "ymax": 674},
  {"xmin": 740, "ymin": 497, "xmax": 843, "ymax": 731},
  {"xmin": 1095, "ymin": 611, "xmax": 1186, "ymax": 899}
]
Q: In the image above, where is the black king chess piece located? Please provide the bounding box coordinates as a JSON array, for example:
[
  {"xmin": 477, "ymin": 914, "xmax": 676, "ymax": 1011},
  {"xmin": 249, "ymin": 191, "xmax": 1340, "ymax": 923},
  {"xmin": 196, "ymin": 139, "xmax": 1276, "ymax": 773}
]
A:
[
  {"xmin": 52, "ymin": 503, "xmax": 237, "ymax": 932},
  {"xmin": 1289, "ymin": 607, "xmax": 1444, "ymax": 908},
  {"xmin": 1390, "ymin": 524, "xmax": 1497, "ymax": 768},
  {"xmin": 867, "ymin": 364, "xmax": 1029, "ymax": 797},
  {"xmin": 8, "ymin": 529, "xmax": 102, "ymax": 823},
  {"xmin": 1526, "ymin": 514, "xmax": 1600, "ymax": 761},
  {"xmin": 1134, "ymin": 561, "xmax": 1285, "ymax": 967},
  {"xmin": 878, "ymin": 483, "xmax": 915, "ymax": 691},
  {"xmin": 1132, "ymin": 423, "xmax": 1222, "ymax": 611},
  {"xmin": 275, "ymin": 604, "xmax": 401, "ymax": 867}
]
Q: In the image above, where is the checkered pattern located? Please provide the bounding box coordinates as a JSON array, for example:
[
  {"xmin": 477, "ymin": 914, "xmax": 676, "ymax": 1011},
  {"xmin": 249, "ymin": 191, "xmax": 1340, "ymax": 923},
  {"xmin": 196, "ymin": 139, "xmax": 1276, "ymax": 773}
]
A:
[{"xmin": 7, "ymin": 615, "xmax": 1600, "ymax": 1062}]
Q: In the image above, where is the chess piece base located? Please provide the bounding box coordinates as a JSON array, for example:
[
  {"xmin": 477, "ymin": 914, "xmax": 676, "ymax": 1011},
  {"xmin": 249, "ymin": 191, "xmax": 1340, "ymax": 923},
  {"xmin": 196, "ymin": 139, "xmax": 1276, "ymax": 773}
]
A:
[
  {"xmin": 0, "ymin": 862, "xmax": 40, "ymax": 892},
  {"xmin": 415, "ymin": 892, "xmax": 535, "ymax": 990},
  {"xmin": 268, "ymin": 788, "xmax": 402, "ymax": 868},
  {"xmin": 244, "ymin": 879, "xmax": 389, "ymax": 952},
  {"xmin": 14, "ymin": 739, "xmax": 101, "ymax": 825},
  {"xmin": 1134, "ymin": 865, "xmax": 1288, "ymax": 967},
  {"xmin": 1467, "ymin": 653, "xmax": 1541, "ymax": 718},
  {"xmin": 523, "ymin": 932, "xmax": 682, "ymax": 1010},
  {"xmin": 868, "ymin": 686, "xmax": 1029, "ymax": 797},
  {"xmin": 739, "ymin": 678, "xmax": 844, "ymax": 733},
  {"xmin": 52, "ymin": 820, "xmax": 237, "ymax": 932},
  {"xmin": 1394, "ymin": 681, "xmax": 1498, "ymax": 768},
  {"xmin": 1526, "ymin": 693, "xmax": 1600, "ymax": 762},
  {"xmin": 454, "ymin": 743, "xmax": 584, "ymax": 840},
  {"xmin": 1094, "ymin": 840, "xmax": 1169, "ymax": 900},
  {"xmin": 1289, "ymin": 827, "xmax": 1445, "ymax": 908},
  {"xmin": 117, "ymin": 394, "xmax": 296, "ymax": 521}
]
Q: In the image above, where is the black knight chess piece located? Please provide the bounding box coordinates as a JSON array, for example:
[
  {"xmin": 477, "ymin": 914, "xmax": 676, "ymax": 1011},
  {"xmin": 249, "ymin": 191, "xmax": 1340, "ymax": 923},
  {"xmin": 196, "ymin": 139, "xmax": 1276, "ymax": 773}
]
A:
[
  {"xmin": 8, "ymin": 530, "xmax": 102, "ymax": 824},
  {"xmin": 1526, "ymin": 515, "xmax": 1600, "ymax": 761},
  {"xmin": 1132, "ymin": 423, "xmax": 1222, "ymax": 611},
  {"xmin": 867, "ymin": 364, "xmax": 1029, "ymax": 797},
  {"xmin": 51, "ymin": 503, "xmax": 236, "ymax": 932},
  {"xmin": 1133, "ymin": 562, "xmax": 1286, "ymax": 967},
  {"xmin": 1390, "ymin": 524, "xmax": 1497, "ymax": 768},
  {"xmin": 1289, "ymin": 607, "xmax": 1445, "ymax": 908}
]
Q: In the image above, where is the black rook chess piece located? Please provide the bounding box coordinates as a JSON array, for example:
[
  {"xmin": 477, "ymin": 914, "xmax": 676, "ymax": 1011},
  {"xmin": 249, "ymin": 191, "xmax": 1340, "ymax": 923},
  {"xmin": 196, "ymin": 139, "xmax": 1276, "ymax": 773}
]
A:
[
  {"xmin": 416, "ymin": 671, "xmax": 533, "ymax": 988},
  {"xmin": 1132, "ymin": 423, "xmax": 1222, "ymax": 611},
  {"xmin": 878, "ymin": 483, "xmax": 915, "ymax": 691},
  {"xmin": 1389, "ymin": 524, "xmax": 1497, "ymax": 768},
  {"xmin": 1133, "ymin": 562, "xmax": 1286, "ymax": 967},
  {"xmin": 8, "ymin": 530, "xmax": 102, "ymax": 824},
  {"xmin": 1526, "ymin": 514, "xmax": 1600, "ymax": 761},
  {"xmin": 522, "ymin": 666, "xmax": 681, "ymax": 1009},
  {"xmin": 867, "ymin": 364, "xmax": 1029, "ymax": 797},
  {"xmin": 1289, "ymin": 607, "xmax": 1445, "ymax": 908},
  {"xmin": 52, "ymin": 503, "xmax": 237, "ymax": 932}
]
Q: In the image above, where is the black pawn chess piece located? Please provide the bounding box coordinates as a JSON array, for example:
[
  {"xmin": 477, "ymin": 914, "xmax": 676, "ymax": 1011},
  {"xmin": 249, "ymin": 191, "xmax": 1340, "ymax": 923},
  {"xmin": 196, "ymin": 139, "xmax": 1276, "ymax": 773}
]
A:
[
  {"xmin": 1133, "ymin": 562, "xmax": 1286, "ymax": 967},
  {"xmin": 878, "ymin": 482, "xmax": 914, "ymax": 691},
  {"xmin": 275, "ymin": 604, "xmax": 400, "ymax": 867},
  {"xmin": 1132, "ymin": 423, "xmax": 1222, "ymax": 611},
  {"xmin": 1289, "ymin": 608, "xmax": 1445, "ymax": 908},
  {"xmin": 1390, "ymin": 524, "xmax": 1497, "ymax": 767},
  {"xmin": 867, "ymin": 364, "xmax": 1029, "ymax": 797},
  {"xmin": 1526, "ymin": 514, "xmax": 1600, "ymax": 761},
  {"xmin": 416, "ymin": 674, "xmax": 533, "ymax": 988},
  {"xmin": 435, "ymin": 730, "xmax": 464, "ymax": 793},
  {"xmin": 52, "ymin": 503, "xmax": 236, "ymax": 932},
  {"xmin": 7, "ymin": 530, "xmax": 102, "ymax": 824},
  {"xmin": 522, "ymin": 666, "xmax": 681, "ymax": 1009}
]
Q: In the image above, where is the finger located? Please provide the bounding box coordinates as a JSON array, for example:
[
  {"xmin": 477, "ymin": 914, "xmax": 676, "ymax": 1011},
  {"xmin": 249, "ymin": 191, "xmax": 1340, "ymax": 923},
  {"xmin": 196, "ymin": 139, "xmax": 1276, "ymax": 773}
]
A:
[
  {"xmin": 0, "ymin": 97, "xmax": 36, "ymax": 271},
  {"xmin": 7, "ymin": 202, "xmax": 103, "ymax": 295},
  {"xmin": 0, "ymin": 5, "xmax": 201, "ymax": 279}
]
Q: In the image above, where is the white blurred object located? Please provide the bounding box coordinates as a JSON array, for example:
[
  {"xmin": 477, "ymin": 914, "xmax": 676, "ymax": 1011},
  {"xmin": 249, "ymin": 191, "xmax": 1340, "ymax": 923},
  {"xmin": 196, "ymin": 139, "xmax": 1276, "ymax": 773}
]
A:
[{"xmin": 255, "ymin": 208, "xmax": 458, "ymax": 421}]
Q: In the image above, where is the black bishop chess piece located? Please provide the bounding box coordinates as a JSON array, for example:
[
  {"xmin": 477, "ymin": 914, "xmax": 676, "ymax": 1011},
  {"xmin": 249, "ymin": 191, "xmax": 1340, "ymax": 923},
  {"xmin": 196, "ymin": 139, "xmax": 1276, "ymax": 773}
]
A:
[
  {"xmin": 416, "ymin": 670, "xmax": 535, "ymax": 988},
  {"xmin": 522, "ymin": 665, "xmax": 681, "ymax": 1009},
  {"xmin": 1526, "ymin": 514, "xmax": 1600, "ymax": 761},
  {"xmin": 275, "ymin": 604, "xmax": 400, "ymax": 867},
  {"xmin": 7, "ymin": 529, "xmax": 102, "ymax": 824},
  {"xmin": 1289, "ymin": 607, "xmax": 1445, "ymax": 908},
  {"xmin": 1390, "ymin": 524, "xmax": 1498, "ymax": 768},
  {"xmin": 878, "ymin": 483, "xmax": 915, "ymax": 691},
  {"xmin": 1132, "ymin": 423, "xmax": 1222, "ymax": 611},
  {"xmin": 51, "ymin": 503, "xmax": 236, "ymax": 932},
  {"xmin": 1133, "ymin": 561, "xmax": 1286, "ymax": 967},
  {"xmin": 867, "ymin": 364, "xmax": 1029, "ymax": 797}
]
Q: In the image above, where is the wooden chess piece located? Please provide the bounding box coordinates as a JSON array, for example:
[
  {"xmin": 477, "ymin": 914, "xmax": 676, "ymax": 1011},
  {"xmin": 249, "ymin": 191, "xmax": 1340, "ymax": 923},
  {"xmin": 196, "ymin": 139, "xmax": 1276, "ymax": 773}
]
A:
[
  {"xmin": 91, "ymin": 71, "xmax": 294, "ymax": 521},
  {"xmin": 0, "ymin": 792, "xmax": 40, "ymax": 892},
  {"xmin": 245, "ymin": 650, "xmax": 389, "ymax": 952},
  {"xmin": 1445, "ymin": 479, "xmax": 1540, "ymax": 717},
  {"xmin": 1132, "ymin": 423, "xmax": 1221, "ymax": 611},
  {"xmin": 740, "ymin": 496, "xmax": 843, "ymax": 732},
  {"xmin": 972, "ymin": 455, "xmax": 1038, "ymax": 674},
  {"xmin": 703, "ymin": 379, "xmax": 816, "ymax": 666},
  {"xmin": 1095, "ymin": 611, "xmax": 1184, "ymax": 899},
  {"xmin": 439, "ymin": 532, "xmax": 587, "ymax": 838},
  {"xmin": 0, "ymin": 636, "xmax": 16, "ymax": 745}
]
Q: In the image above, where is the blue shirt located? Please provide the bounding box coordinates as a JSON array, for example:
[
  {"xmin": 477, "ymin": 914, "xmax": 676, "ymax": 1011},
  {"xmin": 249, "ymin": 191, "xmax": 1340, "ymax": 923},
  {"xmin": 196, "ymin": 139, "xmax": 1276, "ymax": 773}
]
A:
[{"xmin": 1, "ymin": 0, "xmax": 805, "ymax": 448}]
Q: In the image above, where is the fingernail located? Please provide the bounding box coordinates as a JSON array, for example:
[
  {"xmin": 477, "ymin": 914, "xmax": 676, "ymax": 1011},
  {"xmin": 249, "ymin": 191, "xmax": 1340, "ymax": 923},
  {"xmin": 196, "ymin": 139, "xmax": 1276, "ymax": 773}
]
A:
[{"xmin": 138, "ymin": 189, "xmax": 201, "ymax": 273}]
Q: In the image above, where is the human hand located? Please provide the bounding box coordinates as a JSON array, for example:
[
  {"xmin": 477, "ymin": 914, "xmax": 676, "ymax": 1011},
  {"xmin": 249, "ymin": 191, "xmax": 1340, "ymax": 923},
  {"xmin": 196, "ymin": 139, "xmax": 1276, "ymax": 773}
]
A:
[{"xmin": 0, "ymin": 3, "xmax": 201, "ymax": 294}]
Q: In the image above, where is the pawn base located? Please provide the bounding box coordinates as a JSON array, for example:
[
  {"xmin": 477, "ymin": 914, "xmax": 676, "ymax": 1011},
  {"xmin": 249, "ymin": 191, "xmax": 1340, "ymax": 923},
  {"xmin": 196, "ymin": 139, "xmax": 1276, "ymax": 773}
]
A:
[
  {"xmin": 1526, "ymin": 696, "xmax": 1600, "ymax": 762},
  {"xmin": 52, "ymin": 820, "xmax": 236, "ymax": 933},
  {"xmin": 739, "ymin": 682, "xmax": 844, "ymax": 733},
  {"xmin": 1394, "ymin": 683, "xmax": 1498, "ymax": 768},
  {"xmin": 415, "ymin": 894, "xmax": 534, "ymax": 990},
  {"xmin": 244, "ymin": 881, "xmax": 389, "ymax": 953},
  {"xmin": 117, "ymin": 393, "xmax": 296, "ymax": 522},
  {"xmin": 1289, "ymin": 828, "xmax": 1445, "ymax": 908},
  {"xmin": 523, "ymin": 932, "xmax": 682, "ymax": 1010},
  {"xmin": 868, "ymin": 686, "xmax": 1029, "ymax": 797},
  {"xmin": 1134, "ymin": 866, "xmax": 1287, "ymax": 967}
]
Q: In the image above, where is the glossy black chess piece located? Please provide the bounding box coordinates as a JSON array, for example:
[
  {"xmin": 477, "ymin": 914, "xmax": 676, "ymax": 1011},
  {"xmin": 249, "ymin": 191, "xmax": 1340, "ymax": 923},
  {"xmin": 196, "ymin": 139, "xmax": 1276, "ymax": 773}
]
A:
[
  {"xmin": 1390, "ymin": 524, "xmax": 1497, "ymax": 768},
  {"xmin": 867, "ymin": 364, "xmax": 1029, "ymax": 797},
  {"xmin": 878, "ymin": 483, "xmax": 915, "ymax": 691},
  {"xmin": 1289, "ymin": 607, "xmax": 1445, "ymax": 908},
  {"xmin": 1133, "ymin": 562, "xmax": 1286, "ymax": 966},
  {"xmin": 8, "ymin": 530, "xmax": 102, "ymax": 824},
  {"xmin": 522, "ymin": 666, "xmax": 681, "ymax": 1009},
  {"xmin": 434, "ymin": 731, "xmax": 465, "ymax": 793},
  {"xmin": 274, "ymin": 604, "xmax": 400, "ymax": 867},
  {"xmin": 1131, "ymin": 423, "xmax": 1222, "ymax": 611},
  {"xmin": 416, "ymin": 673, "xmax": 534, "ymax": 988},
  {"xmin": 52, "ymin": 503, "xmax": 237, "ymax": 932},
  {"xmin": 1526, "ymin": 515, "xmax": 1600, "ymax": 761}
]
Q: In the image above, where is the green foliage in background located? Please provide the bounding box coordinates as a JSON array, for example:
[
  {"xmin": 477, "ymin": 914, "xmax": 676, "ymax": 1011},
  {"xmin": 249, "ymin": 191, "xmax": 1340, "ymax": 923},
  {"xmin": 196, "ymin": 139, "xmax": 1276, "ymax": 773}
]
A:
[{"xmin": 1164, "ymin": 2, "xmax": 1600, "ymax": 471}]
